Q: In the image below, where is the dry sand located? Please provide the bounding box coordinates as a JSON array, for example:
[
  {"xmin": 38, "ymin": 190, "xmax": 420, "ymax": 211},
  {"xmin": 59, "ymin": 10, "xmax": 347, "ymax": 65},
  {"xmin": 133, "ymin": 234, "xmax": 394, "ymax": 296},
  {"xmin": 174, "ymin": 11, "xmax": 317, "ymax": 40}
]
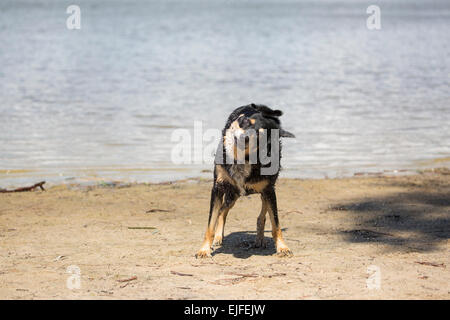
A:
[{"xmin": 0, "ymin": 169, "xmax": 449, "ymax": 299}]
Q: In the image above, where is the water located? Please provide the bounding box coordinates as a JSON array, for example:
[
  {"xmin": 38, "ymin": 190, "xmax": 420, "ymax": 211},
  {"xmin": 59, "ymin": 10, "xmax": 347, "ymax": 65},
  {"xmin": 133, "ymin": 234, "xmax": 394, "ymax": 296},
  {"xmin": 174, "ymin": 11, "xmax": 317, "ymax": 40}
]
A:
[{"xmin": 1, "ymin": 0, "xmax": 449, "ymax": 187}]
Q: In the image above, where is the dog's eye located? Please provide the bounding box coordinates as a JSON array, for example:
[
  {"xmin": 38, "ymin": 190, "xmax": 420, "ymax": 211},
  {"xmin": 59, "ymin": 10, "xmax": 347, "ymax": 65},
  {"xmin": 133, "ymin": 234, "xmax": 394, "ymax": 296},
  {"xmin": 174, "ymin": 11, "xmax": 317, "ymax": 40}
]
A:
[{"xmin": 237, "ymin": 117, "xmax": 250, "ymax": 128}]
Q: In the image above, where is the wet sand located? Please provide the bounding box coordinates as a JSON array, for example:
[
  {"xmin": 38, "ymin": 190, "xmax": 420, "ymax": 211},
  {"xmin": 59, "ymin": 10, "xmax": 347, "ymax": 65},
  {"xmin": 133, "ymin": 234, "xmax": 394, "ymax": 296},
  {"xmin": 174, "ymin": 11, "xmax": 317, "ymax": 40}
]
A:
[{"xmin": 0, "ymin": 169, "xmax": 449, "ymax": 299}]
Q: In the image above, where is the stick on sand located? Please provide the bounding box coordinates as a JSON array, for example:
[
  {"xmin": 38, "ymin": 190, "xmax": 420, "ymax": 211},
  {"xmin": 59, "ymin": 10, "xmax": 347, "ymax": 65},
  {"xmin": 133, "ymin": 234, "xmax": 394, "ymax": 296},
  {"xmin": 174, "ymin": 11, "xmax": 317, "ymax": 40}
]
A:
[{"xmin": 0, "ymin": 181, "xmax": 46, "ymax": 193}]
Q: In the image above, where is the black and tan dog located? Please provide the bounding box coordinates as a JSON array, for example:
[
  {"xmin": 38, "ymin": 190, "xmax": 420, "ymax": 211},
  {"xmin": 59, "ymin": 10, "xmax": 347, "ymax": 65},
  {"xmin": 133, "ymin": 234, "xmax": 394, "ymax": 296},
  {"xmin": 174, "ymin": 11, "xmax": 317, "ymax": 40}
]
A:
[{"xmin": 195, "ymin": 103, "xmax": 295, "ymax": 258}]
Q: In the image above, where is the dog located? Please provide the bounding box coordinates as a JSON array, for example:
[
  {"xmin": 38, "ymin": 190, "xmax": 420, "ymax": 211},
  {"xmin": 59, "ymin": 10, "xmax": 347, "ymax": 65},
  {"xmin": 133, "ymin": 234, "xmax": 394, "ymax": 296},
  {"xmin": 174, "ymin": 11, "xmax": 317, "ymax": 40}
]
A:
[{"xmin": 195, "ymin": 103, "xmax": 295, "ymax": 258}]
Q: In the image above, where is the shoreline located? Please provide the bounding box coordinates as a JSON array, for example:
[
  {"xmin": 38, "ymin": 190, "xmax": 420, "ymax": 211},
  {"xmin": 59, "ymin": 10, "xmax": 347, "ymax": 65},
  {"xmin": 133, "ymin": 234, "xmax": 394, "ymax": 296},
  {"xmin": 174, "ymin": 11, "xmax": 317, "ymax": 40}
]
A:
[
  {"xmin": 1, "ymin": 163, "xmax": 449, "ymax": 190},
  {"xmin": 1, "ymin": 169, "xmax": 449, "ymax": 299}
]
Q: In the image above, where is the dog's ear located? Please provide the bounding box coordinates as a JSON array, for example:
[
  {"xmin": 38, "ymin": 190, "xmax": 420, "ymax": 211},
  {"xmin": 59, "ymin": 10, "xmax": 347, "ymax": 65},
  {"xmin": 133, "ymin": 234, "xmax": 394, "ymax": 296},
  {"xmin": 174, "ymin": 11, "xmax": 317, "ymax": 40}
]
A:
[
  {"xmin": 253, "ymin": 105, "xmax": 283, "ymax": 117},
  {"xmin": 280, "ymin": 129, "xmax": 295, "ymax": 138},
  {"xmin": 269, "ymin": 109, "xmax": 283, "ymax": 117}
]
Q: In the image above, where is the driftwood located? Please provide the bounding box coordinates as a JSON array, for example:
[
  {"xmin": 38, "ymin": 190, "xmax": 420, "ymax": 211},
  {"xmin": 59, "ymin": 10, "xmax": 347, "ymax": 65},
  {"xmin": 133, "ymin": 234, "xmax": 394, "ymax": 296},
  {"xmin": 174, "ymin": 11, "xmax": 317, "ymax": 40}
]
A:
[
  {"xmin": 145, "ymin": 209, "xmax": 172, "ymax": 213},
  {"xmin": 0, "ymin": 181, "xmax": 46, "ymax": 193},
  {"xmin": 170, "ymin": 271, "xmax": 194, "ymax": 277},
  {"xmin": 117, "ymin": 276, "xmax": 137, "ymax": 283},
  {"xmin": 415, "ymin": 261, "xmax": 446, "ymax": 268}
]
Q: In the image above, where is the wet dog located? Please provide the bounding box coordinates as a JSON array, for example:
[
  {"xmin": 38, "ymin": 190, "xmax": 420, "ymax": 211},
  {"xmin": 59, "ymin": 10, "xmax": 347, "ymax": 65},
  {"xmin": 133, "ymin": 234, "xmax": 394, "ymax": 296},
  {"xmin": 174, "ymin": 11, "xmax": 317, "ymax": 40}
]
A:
[{"xmin": 195, "ymin": 103, "xmax": 295, "ymax": 258}]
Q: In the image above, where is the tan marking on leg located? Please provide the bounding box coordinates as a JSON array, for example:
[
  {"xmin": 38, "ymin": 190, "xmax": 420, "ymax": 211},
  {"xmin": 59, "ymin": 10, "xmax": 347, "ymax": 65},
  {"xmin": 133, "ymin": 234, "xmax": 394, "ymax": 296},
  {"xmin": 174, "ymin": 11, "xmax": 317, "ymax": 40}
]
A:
[
  {"xmin": 245, "ymin": 179, "xmax": 269, "ymax": 193},
  {"xmin": 213, "ymin": 208, "xmax": 230, "ymax": 246},
  {"xmin": 213, "ymin": 195, "xmax": 237, "ymax": 246},
  {"xmin": 266, "ymin": 199, "xmax": 293, "ymax": 257},
  {"xmin": 255, "ymin": 197, "xmax": 267, "ymax": 248},
  {"xmin": 196, "ymin": 197, "xmax": 221, "ymax": 258},
  {"xmin": 271, "ymin": 227, "xmax": 292, "ymax": 256}
]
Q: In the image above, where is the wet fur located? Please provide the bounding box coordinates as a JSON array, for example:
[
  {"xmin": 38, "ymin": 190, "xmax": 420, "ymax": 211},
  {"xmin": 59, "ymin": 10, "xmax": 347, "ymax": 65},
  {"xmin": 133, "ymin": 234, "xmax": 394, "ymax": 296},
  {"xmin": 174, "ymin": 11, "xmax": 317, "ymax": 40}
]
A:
[{"xmin": 196, "ymin": 103, "xmax": 295, "ymax": 258}]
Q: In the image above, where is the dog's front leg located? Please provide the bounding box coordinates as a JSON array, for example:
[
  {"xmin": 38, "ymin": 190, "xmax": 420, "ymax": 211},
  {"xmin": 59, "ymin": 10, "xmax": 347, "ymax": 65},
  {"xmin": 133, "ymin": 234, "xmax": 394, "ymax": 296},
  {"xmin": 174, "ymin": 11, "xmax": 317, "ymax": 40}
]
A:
[
  {"xmin": 213, "ymin": 191, "xmax": 238, "ymax": 246},
  {"xmin": 213, "ymin": 210, "xmax": 228, "ymax": 246},
  {"xmin": 196, "ymin": 187, "xmax": 223, "ymax": 258},
  {"xmin": 262, "ymin": 188, "xmax": 293, "ymax": 257}
]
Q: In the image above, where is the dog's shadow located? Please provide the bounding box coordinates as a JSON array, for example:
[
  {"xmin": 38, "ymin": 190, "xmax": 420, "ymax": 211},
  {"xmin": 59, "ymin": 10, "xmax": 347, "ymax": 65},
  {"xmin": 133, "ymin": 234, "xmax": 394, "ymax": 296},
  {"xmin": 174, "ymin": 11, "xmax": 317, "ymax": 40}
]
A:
[{"xmin": 212, "ymin": 230, "xmax": 284, "ymax": 259}]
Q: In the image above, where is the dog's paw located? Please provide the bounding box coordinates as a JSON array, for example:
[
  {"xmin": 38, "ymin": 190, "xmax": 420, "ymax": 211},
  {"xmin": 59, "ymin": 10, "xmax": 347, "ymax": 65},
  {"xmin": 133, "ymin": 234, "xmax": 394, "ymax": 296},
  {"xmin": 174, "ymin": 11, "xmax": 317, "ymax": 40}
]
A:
[
  {"xmin": 195, "ymin": 248, "xmax": 212, "ymax": 259},
  {"xmin": 253, "ymin": 238, "xmax": 266, "ymax": 248},
  {"xmin": 212, "ymin": 236, "xmax": 223, "ymax": 247},
  {"xmin": 276, "ymin": 246, "xmax": 293, "ymax": 257}
]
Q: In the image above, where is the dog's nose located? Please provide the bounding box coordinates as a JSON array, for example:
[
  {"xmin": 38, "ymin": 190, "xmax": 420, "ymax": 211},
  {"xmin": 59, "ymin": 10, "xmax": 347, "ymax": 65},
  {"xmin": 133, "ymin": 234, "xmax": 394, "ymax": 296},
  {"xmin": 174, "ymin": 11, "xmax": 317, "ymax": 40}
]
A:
[{"xmin": 238, "ymin": 116, "xmax": 250, "ymax": 129}]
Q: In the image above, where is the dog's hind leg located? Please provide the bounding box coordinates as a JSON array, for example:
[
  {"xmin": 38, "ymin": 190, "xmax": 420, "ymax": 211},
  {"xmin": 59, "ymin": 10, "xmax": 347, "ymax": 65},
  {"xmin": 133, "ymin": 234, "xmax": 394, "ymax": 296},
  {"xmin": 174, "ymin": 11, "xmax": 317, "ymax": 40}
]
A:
[
  {"xmin": 254, "ymin": 195, "xmax": 267, "ymax": 248},
  {"xmin": 262, "ymin": 187, "xmax": 293, "ymax": 257}
]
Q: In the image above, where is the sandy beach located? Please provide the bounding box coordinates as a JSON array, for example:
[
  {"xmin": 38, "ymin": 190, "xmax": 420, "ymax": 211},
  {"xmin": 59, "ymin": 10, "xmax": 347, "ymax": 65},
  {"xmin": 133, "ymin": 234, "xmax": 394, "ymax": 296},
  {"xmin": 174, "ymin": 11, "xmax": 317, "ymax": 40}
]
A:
[{"xmin": 0, "ymin": 168, "xmax": 448, "ymax": 299}]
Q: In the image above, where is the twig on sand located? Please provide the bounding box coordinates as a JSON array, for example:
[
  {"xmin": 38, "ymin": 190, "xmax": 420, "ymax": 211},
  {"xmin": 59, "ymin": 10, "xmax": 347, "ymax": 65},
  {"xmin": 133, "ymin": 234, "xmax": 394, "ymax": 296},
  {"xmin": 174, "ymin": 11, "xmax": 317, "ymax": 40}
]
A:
[
  {"xmin": 225, "ymin": 272, "xmax": 258, "ymax": 278},
  {"xmin": 285, "ymin": 210, "xmax": 304, "ymax": 215},
  {"xmin": 127, "ymin": 226, "xmax": 157, "ymax": 230},
  {"xmin": 146, "ymin": 209, "xmax": 172, "ymax": 213},
  {"xmin": 117, "ymin": 276, "xmax": 137, "ymax": 288},
  {"xmin": 212, "ymin": 272, "xmax": 283, "ymax": 286},
  {"xmin": 53, "ymin": 255, "xmax": 67, "ymax": 262},
  {"xmin": 0, "ymin": 181, "xmax": 46, "ymax": 193},
  {"xmin": 171, "ymin": 271, "xmax": 194, "ymax": 277},
  {"xmin": 263, "ymin": 272, "xmax": 287, "ymax": 278},
  {"xmin": 117, "ymin": 276, "xmax": 137, "ymax": 283},
  {"xmin": 211, "ymin": 274, "xmax": 260, "ymax": 286},
  {"xmin": 210, "ymin": 277, "xmax": 247, "ymax": 286},
  {"xmin": 415, "ymin": 261, "xmax": 446, "ymax": 268},
  {"xmin": 119, "ymin": 282, "xmax": 131, "ymax": 288}
]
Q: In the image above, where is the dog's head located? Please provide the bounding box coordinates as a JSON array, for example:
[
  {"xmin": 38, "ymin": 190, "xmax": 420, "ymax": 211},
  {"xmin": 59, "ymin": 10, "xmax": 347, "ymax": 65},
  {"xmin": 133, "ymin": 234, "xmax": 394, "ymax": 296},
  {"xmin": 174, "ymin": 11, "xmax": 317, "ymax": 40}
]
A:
[{"xmin": 223, "ymin": 104, "xmax": 295, "ymax": 162}]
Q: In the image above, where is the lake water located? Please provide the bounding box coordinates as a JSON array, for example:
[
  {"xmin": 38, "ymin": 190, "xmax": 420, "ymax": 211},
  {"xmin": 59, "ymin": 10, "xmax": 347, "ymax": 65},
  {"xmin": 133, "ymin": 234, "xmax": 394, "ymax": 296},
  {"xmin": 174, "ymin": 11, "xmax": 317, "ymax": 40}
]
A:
[{"xmin": 1, "ymin": 0, "xmax": 449, "ymax": 187}]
